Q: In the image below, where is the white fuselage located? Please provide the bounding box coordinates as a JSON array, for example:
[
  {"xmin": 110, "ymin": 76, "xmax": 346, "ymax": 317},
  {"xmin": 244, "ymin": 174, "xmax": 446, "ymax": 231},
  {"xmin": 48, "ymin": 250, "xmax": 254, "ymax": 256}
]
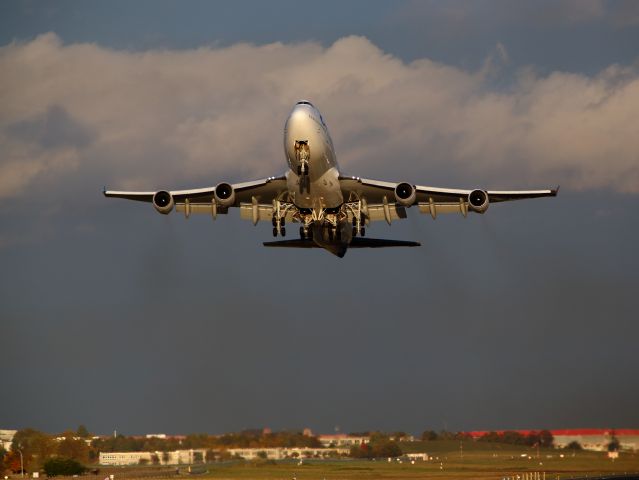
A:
[{"xmin": 283, "ymin": 101, "xmax": 343, "ymax": 209}]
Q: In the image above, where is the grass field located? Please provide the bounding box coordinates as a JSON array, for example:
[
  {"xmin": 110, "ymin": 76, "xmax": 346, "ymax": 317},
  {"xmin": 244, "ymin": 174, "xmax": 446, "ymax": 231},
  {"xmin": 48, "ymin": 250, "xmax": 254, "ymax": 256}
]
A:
[{"xmin": 94, "ymin": 442, "xmax": 639, "ymax": 480}]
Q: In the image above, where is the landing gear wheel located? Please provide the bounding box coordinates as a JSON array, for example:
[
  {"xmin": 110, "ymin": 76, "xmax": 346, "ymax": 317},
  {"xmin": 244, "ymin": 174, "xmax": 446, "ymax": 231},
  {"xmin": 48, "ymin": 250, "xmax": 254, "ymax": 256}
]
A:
[
  {"xmin": 280, "ymin": 227, "xmax": 286, "ymax": 237},
  {"xmin": 272, "ymin": 227, "xmax": 278, "ymax": 237},
  {"xmin": 352, "ymin": 216, "xmax": 357, "ymax": 226},
  {"xmin": 360, "ymin": 227, "xmax": 365, "ymax": 237},
  {"xmin": 352, "ymin": 226, "xmax": 357, "ymax": 237},
  {"xmin": 299, "ymin": 226, "xmax": 305, "ymax": 239},
  {"xmin": 280, "ymin": 218, "xmax": 285, "ymax": 227},
  {"xmin": 272, "ymin": 216, "xmax": 277, "ymax": 227}
]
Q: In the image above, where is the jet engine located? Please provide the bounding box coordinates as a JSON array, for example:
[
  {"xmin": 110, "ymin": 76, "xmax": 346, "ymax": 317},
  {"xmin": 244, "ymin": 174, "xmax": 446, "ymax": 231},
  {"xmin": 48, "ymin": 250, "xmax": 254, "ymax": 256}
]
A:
[
  {"xmin": 468, "ymin": 189, "xmax": 489, "ymax": 213},
  {"xmin": 394, "ymin": 182, "xmax": 416, "ymax": 206},
  {"xmin": 214, "ymin": 182, "xmax": 235, "ymax": 207},
  {"xmin": 152, "ymin": 190, "xmax": 174, "ymax": 214}
]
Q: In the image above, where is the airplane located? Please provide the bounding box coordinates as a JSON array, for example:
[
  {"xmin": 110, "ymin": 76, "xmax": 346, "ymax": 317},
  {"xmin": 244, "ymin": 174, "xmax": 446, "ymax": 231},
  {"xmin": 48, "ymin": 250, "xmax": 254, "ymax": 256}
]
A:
[{"xmin": 104, "ymin": 100, "xmax": 558, "ymax": 257}]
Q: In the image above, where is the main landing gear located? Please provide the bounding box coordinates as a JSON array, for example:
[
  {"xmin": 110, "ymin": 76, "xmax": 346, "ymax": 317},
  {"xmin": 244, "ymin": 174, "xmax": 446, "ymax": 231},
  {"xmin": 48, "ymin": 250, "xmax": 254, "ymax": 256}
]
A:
[
  {"xmin": 299, "ymin": 225, "xmax": 312, "ymax": 240},
  {"xmin": 272, "ymin": 215, "xmax": 285, "ymax": 237},
  {"xmin": 351, "ymin": 214, "xmax": 365, "ymax": 237}
]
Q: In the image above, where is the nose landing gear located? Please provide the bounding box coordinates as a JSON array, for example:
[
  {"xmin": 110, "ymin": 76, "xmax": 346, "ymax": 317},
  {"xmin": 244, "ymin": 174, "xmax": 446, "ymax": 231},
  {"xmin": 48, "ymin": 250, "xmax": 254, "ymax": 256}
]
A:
[{"xmin": 294, "ymin": 140, "xmax": 310, "ymax": 178}]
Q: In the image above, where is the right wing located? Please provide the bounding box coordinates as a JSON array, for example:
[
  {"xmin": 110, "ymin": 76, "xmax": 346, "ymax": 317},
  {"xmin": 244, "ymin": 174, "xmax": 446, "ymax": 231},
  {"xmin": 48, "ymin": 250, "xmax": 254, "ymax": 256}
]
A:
[{"xmin": 104, "ymin": 176, "xmax": 290, "ymax": 223}]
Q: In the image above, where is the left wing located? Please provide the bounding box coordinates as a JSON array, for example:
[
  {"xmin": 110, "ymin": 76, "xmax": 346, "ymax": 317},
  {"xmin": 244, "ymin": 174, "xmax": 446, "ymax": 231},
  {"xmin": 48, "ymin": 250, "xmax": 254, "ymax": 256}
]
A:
[
  {"xmin": 104, "ymin": 176, "xmax": 289, "ymax": 222},
  {"xmin": 339, "ymin": 176, "xmax": 558, "ymax": 223}
]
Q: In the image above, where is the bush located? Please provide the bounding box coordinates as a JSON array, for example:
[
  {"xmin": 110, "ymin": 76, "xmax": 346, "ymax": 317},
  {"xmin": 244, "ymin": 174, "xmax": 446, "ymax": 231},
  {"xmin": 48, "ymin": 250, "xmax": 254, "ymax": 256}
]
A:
[{"xmin": 43, "ymin": 457, "xmax": 86, "ymax": 476}]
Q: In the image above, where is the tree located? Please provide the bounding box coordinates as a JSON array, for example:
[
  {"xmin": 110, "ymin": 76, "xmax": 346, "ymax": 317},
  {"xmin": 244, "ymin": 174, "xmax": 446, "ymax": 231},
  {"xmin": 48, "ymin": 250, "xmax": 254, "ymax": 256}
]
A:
[
  {"xmin": 43, "ymin": 457, "xmax": 86, "ymax": 476},
  {"xmin": 76, "ymin": 425, "xmax": 90, "ymax": 438},
  {"xmin": 421, "ymin": 430, "xmax": 439, "ymax": 441},
  {"xmin": 150, "ymin": 454, "xmax": 160, "ymax": 465},
  {"xmin": 161, "ymin": 452, "xmax": 170, "ymax": 464},
  {"xmin": 256, "ymin": 451, "xmax": 267, "ymax": 459},
  {"xmin": 138, "ymin": 458, "xmax": 149, "ymax": 465},
  {"xmin": 12, "ymin": 428, "xmax": 56, "ymax": 470},
  {"xmin": 607, "ymin": 436, "xmax": 620, "ymax": 452},
  {"xmin": 57, "ymin": 431, "xmax": 89, "ymax": 463},
  {"xmin": 3, "ymin": 450, "xmax": 24, "ymax": 474},
  {"xmin": 373, "ymin": 441, "xmax": 402, "ymax": 458},
  {"xmin": 0, "ymin": 447, "xmax": 6, "ymax": 471},
  {"xmin": 539, "ymin": 430, "xmax": 554, "ymax": 448},
  {"xmin": 565, "ymin": 441, "xmax": 582, "ymax": 450}
]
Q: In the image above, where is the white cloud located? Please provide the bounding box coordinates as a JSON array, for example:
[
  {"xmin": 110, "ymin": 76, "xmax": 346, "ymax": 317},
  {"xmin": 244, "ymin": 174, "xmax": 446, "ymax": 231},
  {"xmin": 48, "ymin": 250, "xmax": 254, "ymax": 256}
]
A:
[{"xmin": 1, "ymin": 32, "xmax": 639, "ymax": 199}]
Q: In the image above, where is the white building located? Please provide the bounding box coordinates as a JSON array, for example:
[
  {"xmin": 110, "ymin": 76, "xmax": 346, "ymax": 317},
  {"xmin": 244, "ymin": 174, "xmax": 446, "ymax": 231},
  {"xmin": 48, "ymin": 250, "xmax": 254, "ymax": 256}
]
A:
[
  {"xmin": 318, "ymin": 434, "xmax": 370, "ymax": 448},
  {"xmin": 405, "ymin": 453, "xmax": 429, "ymax": 461},
  {"xmin": 227, "ymin": 447, "xmax": 348, "ymax": 460},
  {"xmin": 552, "ymin": 429, "xmax": 639, "ymax": 451},
  {"xmin": 0, "ymin": 429, "xmax": 17, "ymax": 451},
  {"xmin": 99, "ymin": 449, "xmax": 207, "ymax": 466}
]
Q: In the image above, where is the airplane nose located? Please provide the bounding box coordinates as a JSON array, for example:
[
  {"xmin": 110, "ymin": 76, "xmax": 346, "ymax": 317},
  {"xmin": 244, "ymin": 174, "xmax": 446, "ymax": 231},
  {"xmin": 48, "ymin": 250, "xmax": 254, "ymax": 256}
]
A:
[{"xmin": 285, "ymin": 106, "xmax": 308, "ymax": 139}]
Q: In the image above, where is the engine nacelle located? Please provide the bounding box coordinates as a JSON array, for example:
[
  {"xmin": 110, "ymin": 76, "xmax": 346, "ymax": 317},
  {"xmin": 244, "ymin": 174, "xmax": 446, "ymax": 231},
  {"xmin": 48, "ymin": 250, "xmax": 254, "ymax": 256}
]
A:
[
  {"xmin": 394, "ymin": 182, "xmax": 416, "ymax": 206},
  {"xmin": 152, "ymin": 190, "xmax": 174, "ymax": 214},
  {"xmin": 214, "ymin": 182, "xmax": 235, "ymax": 207},
  {"xmin": 468, "ymin": 189, "xmax": 489, "ymax": 213}
]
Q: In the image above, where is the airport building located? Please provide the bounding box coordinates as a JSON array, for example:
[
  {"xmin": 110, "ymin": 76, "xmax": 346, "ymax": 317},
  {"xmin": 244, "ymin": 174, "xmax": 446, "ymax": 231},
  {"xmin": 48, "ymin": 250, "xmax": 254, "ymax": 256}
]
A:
[
  {"xmin": 0, "ymin": 429, "xmax": 17, "ymax": 451},
  {"xmin": 317, "ymin": 434, "xmax": 370, "ymax": 447},
  {"xmin": 227, "ymin": 447, "xmax": 349, "ymax": 460},
  {"xmin": 551, "ymin": 429, "xmax": 639, "ymax": 451},
  {"xmin": 99, "ymin": 449, "xmax": 208, "ymax": 466},
  {"xmin": 468, "ymin": 429, "xmax": 639, "ymax": 451}
]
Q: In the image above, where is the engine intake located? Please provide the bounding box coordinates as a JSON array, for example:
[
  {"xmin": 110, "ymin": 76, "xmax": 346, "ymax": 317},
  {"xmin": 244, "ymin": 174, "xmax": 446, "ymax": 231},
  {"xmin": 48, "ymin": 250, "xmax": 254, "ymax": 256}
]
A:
[
  {"xmin": 468, "ymin": 189, "xmax": 489, "ymax": 213},
  {"xmin": 395, "ymin": 182, "xmax": 416, "ymax": 206},
  {"xmin": 215, "ymin": 182, "xmax": 235, "ymax": 207},
  {"xmin": 152, "ymin": 190, "xmax": 174, "ymax": 214}
]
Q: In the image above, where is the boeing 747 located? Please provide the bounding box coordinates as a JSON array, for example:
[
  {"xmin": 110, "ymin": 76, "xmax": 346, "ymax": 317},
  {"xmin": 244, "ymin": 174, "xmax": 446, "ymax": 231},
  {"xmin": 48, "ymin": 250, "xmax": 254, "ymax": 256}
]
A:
[{"xmin": 105, "ymin": 101, "xmax": 557, "ymax": 257}]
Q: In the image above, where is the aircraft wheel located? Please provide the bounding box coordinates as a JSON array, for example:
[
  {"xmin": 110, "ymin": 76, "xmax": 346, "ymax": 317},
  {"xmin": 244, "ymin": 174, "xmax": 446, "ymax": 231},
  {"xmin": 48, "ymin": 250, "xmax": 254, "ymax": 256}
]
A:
[
  {"xmin": 272, "ymin": 216, "xmax": 277, "ymax": 227},
  {"xmin": 352, "ymin": 226, "xmax": 357, "ymax": 236},
  {"xmin": 280, "ymin": 218, "xmax": 285, "ymax": 227},
  {"xmin": 272, "ymin": 227, "xmax": 278, "ymax": 237},
  {"xmin": 281, "ymin": 227, "xmax": 286, "ymax": 237},
  {"xmin": 299, "ymin": 226, "xmax": 305, "ymax": 239},
  {"xmin": 360, "ymin": 227, "xmax": 365, "ymax": 237}
]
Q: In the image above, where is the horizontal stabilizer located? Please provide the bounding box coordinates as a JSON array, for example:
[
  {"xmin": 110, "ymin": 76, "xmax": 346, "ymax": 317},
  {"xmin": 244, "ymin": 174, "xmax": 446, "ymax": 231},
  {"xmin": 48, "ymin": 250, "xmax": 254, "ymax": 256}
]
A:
[
  {"xmin": 263, "ymin": 238, "xmax": 421, "ymax": 248},
  {"xmin": 350, "ymin": 238, "xmax": 421, "ymax": 248}
]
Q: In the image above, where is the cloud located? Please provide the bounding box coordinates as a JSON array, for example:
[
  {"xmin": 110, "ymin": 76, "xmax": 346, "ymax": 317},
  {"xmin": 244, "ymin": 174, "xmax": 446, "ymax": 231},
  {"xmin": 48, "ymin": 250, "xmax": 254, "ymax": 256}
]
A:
[{"xmin": 1, "ymin": 32, "xmax": 639, "ymax": 203}]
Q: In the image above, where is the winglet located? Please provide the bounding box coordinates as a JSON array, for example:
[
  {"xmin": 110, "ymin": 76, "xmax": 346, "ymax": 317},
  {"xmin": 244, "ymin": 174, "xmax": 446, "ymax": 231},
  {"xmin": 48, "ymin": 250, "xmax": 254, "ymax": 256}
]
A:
[
  {"xmin": 552, "ymin": 185, "xmax": 560, "ymax": 196},
  {"xmin": 102, "ymin": 186, "xmax": 108, "ymax": 197}
]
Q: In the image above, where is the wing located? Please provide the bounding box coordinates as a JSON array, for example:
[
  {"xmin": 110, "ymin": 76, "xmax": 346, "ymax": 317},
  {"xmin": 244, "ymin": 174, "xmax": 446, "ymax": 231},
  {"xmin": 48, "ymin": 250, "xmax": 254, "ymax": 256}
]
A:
[
  {"xmin": 339, "ymin": 176, "xmax": 558, "ymax": 223},
  {"xmin": 104, "ymin": 176, "xmax": 289, "ymax": 223}
]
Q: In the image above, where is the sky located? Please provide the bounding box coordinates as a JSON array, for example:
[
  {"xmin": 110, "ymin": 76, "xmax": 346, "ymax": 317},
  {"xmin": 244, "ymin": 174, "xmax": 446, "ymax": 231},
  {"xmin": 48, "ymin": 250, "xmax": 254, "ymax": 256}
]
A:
[{"xmin": 1, "ymin": 0, "xmax": 639, "ymax": 436}]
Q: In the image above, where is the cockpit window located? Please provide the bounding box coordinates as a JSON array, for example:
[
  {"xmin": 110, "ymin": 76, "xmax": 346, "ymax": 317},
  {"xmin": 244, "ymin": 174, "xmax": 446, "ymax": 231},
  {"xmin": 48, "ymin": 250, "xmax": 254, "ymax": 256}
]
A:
[{"xmin": 296, "ymin": 101, "xmax": 314, "ymax": 107}]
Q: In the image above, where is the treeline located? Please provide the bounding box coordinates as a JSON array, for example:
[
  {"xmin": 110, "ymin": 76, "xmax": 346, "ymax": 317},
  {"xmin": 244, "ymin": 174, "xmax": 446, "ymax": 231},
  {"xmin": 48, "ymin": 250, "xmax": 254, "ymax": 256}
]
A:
[
  {"xmin": 94, "ymin": 429, "xmax": 321, "ymax": 452},
  {"xmin": 0, "ymin": 426, "xmax": 323, "ymax": 474},
  {"xmin": 420, "ymin": 429, "xmax": 554, "ymax": 447},
  {"xmin": 2, "ymin": 427, "xmax": 94, "ymax": 474}
]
